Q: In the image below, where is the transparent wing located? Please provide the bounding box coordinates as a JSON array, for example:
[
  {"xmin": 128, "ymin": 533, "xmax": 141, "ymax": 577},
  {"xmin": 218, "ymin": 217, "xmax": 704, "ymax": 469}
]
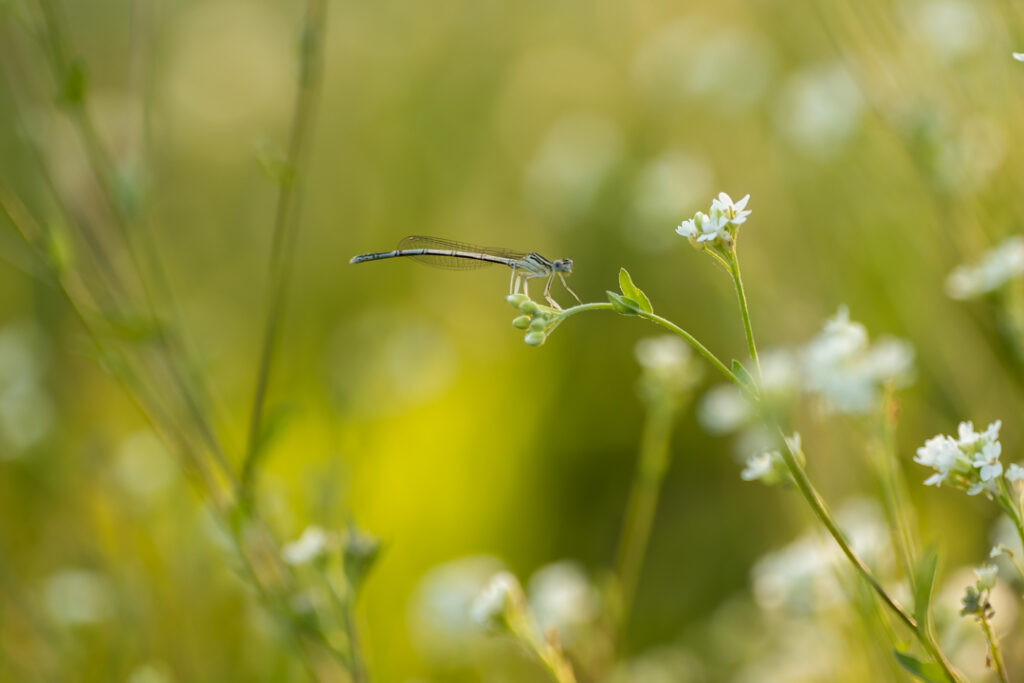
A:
[{"xmin": 395, "ymin": 235, "xmax": 528, "ymax": 270}]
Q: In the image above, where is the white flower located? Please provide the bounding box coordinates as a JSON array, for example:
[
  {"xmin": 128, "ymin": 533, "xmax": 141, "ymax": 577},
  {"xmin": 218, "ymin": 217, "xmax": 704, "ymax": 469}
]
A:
[
  {"xmin": 802, "ymin": 306, "xmax": 914, "ymax": 414},
  {"xmin": 282, "ymin": 526, "xmax": 331, "ymax": 566},
  {"xmin": 1006, "ymin": 463, "xmax": 1024, "ymax": 482},
  {"xmin": 697, "ymin": 384, "xmax": 751, "ymax": 434},
  {"xmin": 470, "ymin": 571, "xmax": 521, "ymax": 625},
  {"xmin": 915, "ymin": 420, "xmax": 1005, "ymax": 496},
  {"xmin": 527, "ymin": 562, "xmax": 597, "ymax": 643},
  {"xmin": 676, "ymin": 211, "xmax": 727, "ymax": 243},
  {"xmin": 44, "ymin": 569, "xmax": 113, "ymax": 626},
  {"xmin": 675, "ymin": 192, "xmax": 752, "ymax": 250},
  {"xmin": 710, "ymin": 192, "xmax": 751, "ymax": 226},
  {"xmin": 945, "ymin": 236, "xmax": 1024, "ymax": 300},
  {"xmin": 1015, "ymin": 53, "xmax": 1024, "ymax": 62},
  {"xmin": 990, "ymin": 546, "xmax": 1004, "ymax": 559},
  {"xmin": 914, "ymin": 435, "xmax": 962, "ymax": 486},
  {"xmin": 741, "ymin": 451, "xmax": 776, "ymax": 481},
  {"xmin": 974, "ymin": 564, "xmax": 998, "ymax": 590}
]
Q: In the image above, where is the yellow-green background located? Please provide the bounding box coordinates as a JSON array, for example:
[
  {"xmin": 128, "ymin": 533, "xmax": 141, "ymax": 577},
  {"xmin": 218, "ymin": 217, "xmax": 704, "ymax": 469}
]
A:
[{"xmin": 2, "ymin": 0, "xmax": 1024, "ymax": 680}]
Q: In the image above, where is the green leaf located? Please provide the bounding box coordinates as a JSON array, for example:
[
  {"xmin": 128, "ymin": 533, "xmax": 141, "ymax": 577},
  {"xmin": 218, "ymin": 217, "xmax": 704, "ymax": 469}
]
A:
[
  {"xmin": 731, "ymin": 359, "xmax": 759, "ymax": 396},
  {"xmin": 618, "ymin": 268, "xmax": 653, "ymax": 313},
  {"xmin": 893, "ymin": 650, "xmax": 946, "ymax": 683},
  {"xmin": 913, "ymin": 546, "xmax": 939, "ymax": 630},
  {"xmin": 607, "ymin": 291, "xmax": 641, "ymax": 316}
]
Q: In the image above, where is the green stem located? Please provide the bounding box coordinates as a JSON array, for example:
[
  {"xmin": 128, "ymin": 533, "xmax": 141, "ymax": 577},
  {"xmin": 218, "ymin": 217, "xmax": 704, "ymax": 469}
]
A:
[
  {"xmin": 979, "ymin": 611, "xmax": 1010, "ymax": 683},
  {"xmin": 613, "ymin": 398, "xmax": 679, "ymax": 640},
  {"xmin": 872, "ymin": 400, "xmax": 918, "ymax": 588},
  {"xmin": 726, "ymin": 250, "xmax": 762, "ymax": 383},
  {"xmin": 242, "ymin": 0, "xmax": 329, "ymax": 493}
]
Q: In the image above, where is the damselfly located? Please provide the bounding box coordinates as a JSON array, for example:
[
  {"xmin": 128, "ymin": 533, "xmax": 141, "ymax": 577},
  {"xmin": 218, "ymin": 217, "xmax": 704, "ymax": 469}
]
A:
[{"xmin": 350, "ymin": 236, "xmax": 581, "ymax": 309}]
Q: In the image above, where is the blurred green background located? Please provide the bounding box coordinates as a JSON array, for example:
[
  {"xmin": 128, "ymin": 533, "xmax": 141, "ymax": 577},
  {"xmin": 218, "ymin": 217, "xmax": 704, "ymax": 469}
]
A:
[{"xmin": 2, "ymin": 0, "xmax": 1024, "ymax": 680}]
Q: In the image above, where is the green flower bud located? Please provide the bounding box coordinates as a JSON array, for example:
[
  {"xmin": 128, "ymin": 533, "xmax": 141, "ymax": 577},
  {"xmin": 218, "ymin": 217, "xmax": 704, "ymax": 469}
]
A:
[
  {"xmin": 529, "ymin": 317, "xmax": 547, "ymax": 332},
  {"xmin": 524, "ymin": 331, "xmax": 546, "ymax": 346},
  {"xmin": 512, "ymin": 315, "xmax": 531, "ymax": 329},
  {"xmin": 506, "ymin": 294, "xmax": 528, "ymax": 308},
  {"xmin": 520, "ymin": 300, "xmax": 539, "ymax": 315}
]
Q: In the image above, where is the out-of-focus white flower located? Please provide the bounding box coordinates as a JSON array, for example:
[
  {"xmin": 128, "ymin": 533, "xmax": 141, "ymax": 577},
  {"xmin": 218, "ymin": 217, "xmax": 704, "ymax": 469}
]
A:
[
  {"xmin": 697, "ymin": 384, "xmax": 751, "ymax": 435},
  {"xmin": 1006, "ymin": 463, "xmax": 1024, "ymax": 482},
  {"xmin": 625, "ymin": 151, "xmax": 713, "ymax": 252},
  {"xmin": 282, "ymin": 526, "xmax": 331, "ymax": 566},
  {"xmin": 44, "ymin": 569, "xmax": 113, "ymax": 626},
  {"xmin": 973, "ymin": 564, "xmax": 998, "ymax": 590},
  {"xmin": 524, "ymin": 112, "xmax": 622, "ymax": 227},
  {"xmin": 915, "ymin": 420, "xmax": 1008, "ymax": 496},
  {"xmin": 802, "ymin": 306, "xmax": 914, "ymax": 414},
  {"xmin": 774, "ymin": 64, "xmax": 863, "ymax": 161},
  {"xmin": 407, "ymin": 555, "xmax": 505, "ymax": 664},
  {"xmin": 635, "ymin": 335, "xmax": 700, "ymax": 400},
  {"xmin": 740, "ymin": 451, "xmax": 779, "ymax": 482},
  {"xmin": 471, "ymin": 571, "xmax": 521, "ymax": 626},
  {"xmin": 752, "ymin": 499, "xmax": 890, "ymax": 614},
  {"xmin": 945, "ymin": 236, "xmax": 1024, "ymax": 300},
  {"xmin": 910, "ymin": 1, "xmax": 983, "ymax": 63},
  {"xmin": 1014, "ymin": 53, "xmax": 1024, "ymax": 62},
  {"xmin": 527, "ymin": 561, "xmax": 598, "ymax": 643}
]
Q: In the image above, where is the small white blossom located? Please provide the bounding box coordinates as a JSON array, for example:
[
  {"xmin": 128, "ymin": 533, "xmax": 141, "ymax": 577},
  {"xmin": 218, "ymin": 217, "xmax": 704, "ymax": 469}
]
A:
[
  {"xmin": 527, "ymin": 562, "xmax": 597, "ymax": 643},
  {"xmin": 1014, "ymin": 52, "xmax": 1024, "ymax": 62},
  {"xmin": 990, "ymin": 546, "xmax": 1004, "ymax": 559},
  {"xmin": 1006, "ymin": 463, "xmax": 1024, "ymax": 482},
  {"xmin": 915, "ymin": 420, "xmax": 1006, "ymax": 497},
  {"xmin": 802, "ymin": 307, "xmax": 914, "ymax": 414},
  {"xmin": 945, "ymin": 236, "xmax": 1024, "ymax": 300},
  {"xmin": 282, "ymin": 526, "xmax": 331, "ymax": 566},
  {"xmin": 741, "ymin": 451, "xmax": 776, "ymax": 481},
  {"xmin": 710, "ymin": 192, "xmax": 751, "ymax": 226},
  {"xmin": 471, "ymin": 571, "xmax": 521, "ymax": 626},
  {"xmin": 675, "ymin": 192, "xmax": 752, "ymax": 250},
  {"xmin": 676, "ymin": 211, "xmax": 727, "ymax": 244},
  {"xmin": 974, "ymin": 564, "xmax": 998, "ymax": 590}
]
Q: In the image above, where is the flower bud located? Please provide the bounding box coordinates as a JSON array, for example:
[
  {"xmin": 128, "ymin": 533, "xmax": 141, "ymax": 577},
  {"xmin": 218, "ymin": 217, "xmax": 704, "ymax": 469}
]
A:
[
  {"xmin": 512, "ymin": 315, "xmax": 531, "ymax": 329},
  {"xmin": 524, "ymin": 331, "xmax": 546, "ymax": 346}
]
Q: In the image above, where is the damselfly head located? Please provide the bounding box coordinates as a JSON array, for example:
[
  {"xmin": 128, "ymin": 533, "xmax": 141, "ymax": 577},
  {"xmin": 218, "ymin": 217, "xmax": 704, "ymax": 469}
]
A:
[{"xmin": 553, "ymin": 258, "xmax": 573, "ymax": 274}]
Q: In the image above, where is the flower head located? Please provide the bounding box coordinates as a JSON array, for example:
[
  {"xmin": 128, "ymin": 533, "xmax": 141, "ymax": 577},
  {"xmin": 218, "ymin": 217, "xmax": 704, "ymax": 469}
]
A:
[
  {"xmin": 710, "ymin": 192, "xmax": 752, "ymax": 226},
  {"xmin": 915, "ymin": 420, "xmax": 1008, "ymax": 497},
  {"xmin": 675, "ymin": 192, "xmax": 751, "ymax": 251},
  {"xmin": 470, "ymin": 571, "xmax": 522, "ymax": 627},
  {"xmin": 282, "ymin": 526, "xmax": 332, "ymax": 566},
  {"xmin": 945, "ymin": 236, "xmax": 1024, "ymax": 300}
]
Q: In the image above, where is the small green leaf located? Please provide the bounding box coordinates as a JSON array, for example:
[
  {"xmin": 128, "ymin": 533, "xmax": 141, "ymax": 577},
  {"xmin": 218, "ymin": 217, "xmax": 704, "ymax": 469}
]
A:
[
  {"xmin": 618, "ymin": 268, "xmax": 653, "ymax": 313},
  {"xmin": 893, "ymin": 650, "xmax": 945, "ymax": 683},
  {"xmin": 607, "ymin": 291, "xmax": 641, "ymax": 316},
  {"xmin": 913, "ymin": 546, "xmax": 939, "ymax": 630},
  {"xmin": 731, "ymin": 359, "xmax": 759, "ymax": 396}
]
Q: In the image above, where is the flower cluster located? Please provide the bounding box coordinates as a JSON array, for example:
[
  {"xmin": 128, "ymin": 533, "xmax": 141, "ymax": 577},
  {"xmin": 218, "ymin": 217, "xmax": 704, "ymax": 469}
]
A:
[
  {"xmin": 675, "ymin": 192, "xmax": 751, "ymax": 251},
  {"xmin": 914, "ymin": 420, "xmax": 1024, "ymax": 496},
  {"xmin": 634, "ymin": 335, "xmax": 701, "ymax": 404},
  {"xmin": 945, "ymin": 236, "xmax": 1024, "ymax": 300},
  {"xmin": 741, "ymin": 433, "xmax": 803, "ymax": 487},
  {"xmin": 507, "ymin": 294, "xmax": 562, "ymax": 346},
  {"xmin": 802, "ymin": 306, "xmax": 914, "ymax": 414},
  {"xmin": 960, "ymin": 565, "xmax": 998, "ymax": 620}
]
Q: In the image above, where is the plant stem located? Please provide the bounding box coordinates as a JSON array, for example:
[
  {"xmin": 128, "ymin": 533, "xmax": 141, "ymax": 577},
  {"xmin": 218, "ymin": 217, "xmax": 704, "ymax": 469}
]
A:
[
  {"xmin": 726, "ymin": 249, "xmax": 761, "ymax": 382},
  {"xmin": 242, "ymin": 0, "xmax": 329, "ymax": 493},
  {"xmin": 978, "ymin": 612, "xmax": 1010, "ymax": 683},
  {"xmin": 613, "ymin": 398, "xmax": 679, "ymax": 640}
]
